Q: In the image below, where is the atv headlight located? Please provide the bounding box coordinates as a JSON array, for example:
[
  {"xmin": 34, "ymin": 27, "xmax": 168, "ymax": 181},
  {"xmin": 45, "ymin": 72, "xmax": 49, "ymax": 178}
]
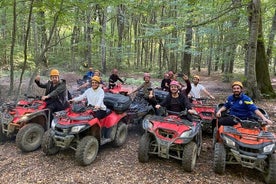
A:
[
  {"xmin": 51, "ymin": 118, "xmax": 58, "ymax": 129},
  {"xmin": 224, "ymin": 137, "xmax": 235, "ymax": 147},
  {"xmin": 180, "ymin": 129, "xmax": 192, "ymax": 138},
  {"xmin": 142, "ymin": 119, "xmax": 153, "ymax": 130},
  {"xmin": 19, "ymin": 115, "xmax": 29, "ymax": 122},
  {"xmin": 71, "ymin": 125, "xmax": 86, "ymax": 133},
  {"xmin": 263, "ymin": 144, "xmax": 275, "ymax": 153}
]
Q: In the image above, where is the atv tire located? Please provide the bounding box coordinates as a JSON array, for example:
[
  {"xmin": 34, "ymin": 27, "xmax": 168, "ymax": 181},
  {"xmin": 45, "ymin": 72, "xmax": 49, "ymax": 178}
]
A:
[
  {"xmin": 75, "ymin": 136, "xmax": 99, "ymax": 166},
  {"xmin": 112, "ymin": 122, "xmax": 128, "ymax": 147},
  {"xmin": 264, "ymin": 153, "xmax": 276, "ymax": 184},
  {"xmin": 138, "ymin": 133, "xmax": 152, "ymax": 163},
  {"xmin": 212, "ymin": 127, "xmax": 218, "ymax": 149},
  {"xmin": 213, "ymin": 142, "xmax": 226, "ymax": 174},
  {"xmin": 196, "ymin": 128, "xmax": 202, "ymax": 157},
  {"xmin": 182, "ymin": 141, "xmax": 198, "ymax": 172},
  {"xmin": 42, "ymin": 129, "xmax": 60, "ymax": 155},
  {"xmin": 0, "ymin": 123, "xmax": 7, "ymax": 144},
  {"xmin": 16, "ymin": 123, "xmax": 44, "ymax": 152}
]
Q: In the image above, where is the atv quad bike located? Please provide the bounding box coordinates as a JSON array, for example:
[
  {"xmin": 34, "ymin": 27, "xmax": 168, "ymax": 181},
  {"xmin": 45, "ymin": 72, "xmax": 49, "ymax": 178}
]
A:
[
  {"xmin": 42, "ymin": 95, "xmax": 130, "ymax": 166},
  {"xmin": 191, "ymin": 97, "xmax": 216, "ymax": 133},
  {"xmin": 0, "ymin": 95, "xmax": 50, "ymax": 152},
  {"xmin": 127, "ymin": 93, "xmax": 155, "ymax": 131},
  {"xmin": 138, "ymin": 110, "xmax": 202, "ymax": 172},
  {"xmin": 213, "ymin": 113, "xmax": 276, "ymax": 184},
  {"xmin": 104, "ymin": 82, "xmax": 129, "ymax": 96}
]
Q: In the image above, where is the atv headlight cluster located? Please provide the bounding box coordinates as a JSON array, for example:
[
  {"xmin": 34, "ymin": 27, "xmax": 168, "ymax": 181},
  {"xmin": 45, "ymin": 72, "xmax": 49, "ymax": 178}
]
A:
[
  {"xmin": 263, "ymin": 144, "xmax": 275, "ymax": 153},
  {"xmin": 180, "ymin": 129, "xmax": 192, "ymax": 138},
  {"xmin": 71, "ymin": 125, "xmax": 86, "ymax": 133},
  {"xmin": 142, "ymin": 119, "xmax": 153, "ymax": 130},
  {"xmin": 224, "ymin": 136, "xmax": 235, "ymax": 148},
  {"xmin": 18, "ymin": 115, "xmax": 29, "ymax": 123}
]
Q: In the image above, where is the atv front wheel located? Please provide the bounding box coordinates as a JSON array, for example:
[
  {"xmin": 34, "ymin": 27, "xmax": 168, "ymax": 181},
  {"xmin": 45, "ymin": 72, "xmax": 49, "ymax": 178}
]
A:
[
  {"xmin": 0, "ymin": 123, "xmax": 7, "ymax": 144},
  {"xmin": 42, "ymin": 129, "xmax": 60, "ymax": 155},
  {"xmin": 264, "ymin": 153, "xmax": 276, "ymax": 184},
  {"xmin": 75, "ymin": 136, "xmax": 99, "ymax": 166},
  {"xmin": 138, "ymin": 133, "xmax": 152, "ymax": 163},
  {"xmin": 182, "ymin": 141, "xmax": 198, "ymax": 172},
  {"xmin": 196, "ymin": 128, "xmax": 202, "ymax": 157},
  {"xmin": 213, "ymin": 142, "xmax": 226, "ymax": 174},
  {"xmin": 112, "ymin": 122, "xmax": 128, "ymax": 147},
  {"xmin": 16, "ymin": 123, "xmax": 44, "ymax": 152}
]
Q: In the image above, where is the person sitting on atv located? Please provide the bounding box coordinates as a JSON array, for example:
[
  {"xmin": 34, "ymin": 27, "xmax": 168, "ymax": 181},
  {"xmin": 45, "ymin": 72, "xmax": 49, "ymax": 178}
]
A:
[
  {"xmin": 189, "ymin": 75, "xmax": 215, "ymax": 100},
  {"xmin": 155, "ymin": 80, "xmax": 197, "ymax": 119},
  {"xmin": 129, "ymin": 73, "xmax": 157, "ymax": 107},
  {"xmin": 177, "ymin": 74, "xmax": 191, "ymax": 97},
  {"xmin": 34, "ymin": 69, "xmax": 70, "ymax": 120},
  {"xmin": 108, "ymin": 68, "xmax": 124, "ymax": 89},
  {"xmin": 216, "ymin": 81, "xmax": 272, "ymax": 127},
  {"xmin": 83, "ymin": 67, "xmax": 94, "ymax": 81},
  {"xmin": 161, "ymin": 73, "xmax": 171, "ymax": 91},
  {"xmin": 70, "ymin": 76, "xmax": 107, "ymax": 119},
  {"xmin": 78, "ymin": 69, "xmax": 105, "ymax": 91}
]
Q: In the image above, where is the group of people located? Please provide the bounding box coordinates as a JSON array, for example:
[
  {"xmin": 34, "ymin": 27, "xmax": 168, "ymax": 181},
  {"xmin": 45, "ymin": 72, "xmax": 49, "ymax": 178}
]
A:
[{"xmin": 35, "ymin": 68, "xmax": 272, "ymax": 127}]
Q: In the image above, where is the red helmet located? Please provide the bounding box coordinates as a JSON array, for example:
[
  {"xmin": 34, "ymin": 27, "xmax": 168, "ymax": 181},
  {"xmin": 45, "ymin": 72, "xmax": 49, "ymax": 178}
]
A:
[
  {"xmin": 170, "ymin": 80, "xmax": 180, "ymax": 87},
  {"xmin": 144, "ymin": 73, "xmax": 151, "ymax": 78}
]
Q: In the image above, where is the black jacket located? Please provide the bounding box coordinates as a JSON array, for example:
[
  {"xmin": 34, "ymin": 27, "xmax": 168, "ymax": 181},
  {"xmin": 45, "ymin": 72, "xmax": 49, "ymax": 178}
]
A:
[{"xmin": 35, "ymin": 79, "xmax": 69, "ymax": 109}]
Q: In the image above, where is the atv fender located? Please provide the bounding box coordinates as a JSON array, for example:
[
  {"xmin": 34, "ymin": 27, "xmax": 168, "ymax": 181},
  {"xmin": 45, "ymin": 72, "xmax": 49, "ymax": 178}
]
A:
[
  {"xmin": 20, "ymin": 109, "xmax": 50, "ymax": 130},
  {"xmin": 100, "ymin": 111, "xmax": 127, "ymax": 128}
]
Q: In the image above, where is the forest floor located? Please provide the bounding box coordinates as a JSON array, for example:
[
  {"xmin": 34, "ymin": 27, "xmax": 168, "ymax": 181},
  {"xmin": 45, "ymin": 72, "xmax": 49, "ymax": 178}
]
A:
[{"xmin": 0, "ymin": 70, "xmax": 276, "ymax": 184}]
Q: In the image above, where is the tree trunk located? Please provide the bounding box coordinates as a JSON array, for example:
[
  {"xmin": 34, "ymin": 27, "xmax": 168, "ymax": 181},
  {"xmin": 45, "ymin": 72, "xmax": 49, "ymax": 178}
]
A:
[
  {"xmin": 246, "ymin": 0, "xmax": 260, "ymax": 99},
  {"xmin": 8, "ymin": 0, "xmax": 16, "ymax": 95},
  {"xmin": 255, "ymin": 7, "xmax": 276, "ymax": 97},
  {"xmin": 266, "ymin": 9, "xmax": 276, "ymax": 65}
]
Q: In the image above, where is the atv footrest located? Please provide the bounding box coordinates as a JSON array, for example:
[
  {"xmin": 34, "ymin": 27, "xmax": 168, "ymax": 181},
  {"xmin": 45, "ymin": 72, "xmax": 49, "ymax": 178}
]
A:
[{"xmin": 100, "ymin": 138, "xmax": 112, "ymax": 145}]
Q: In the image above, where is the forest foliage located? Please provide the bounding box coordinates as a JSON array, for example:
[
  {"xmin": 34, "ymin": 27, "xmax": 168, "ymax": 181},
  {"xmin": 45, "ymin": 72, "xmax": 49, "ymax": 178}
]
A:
[{"xmin": 0, "ymin": 0, "xmax": 275, "ymax": 98}]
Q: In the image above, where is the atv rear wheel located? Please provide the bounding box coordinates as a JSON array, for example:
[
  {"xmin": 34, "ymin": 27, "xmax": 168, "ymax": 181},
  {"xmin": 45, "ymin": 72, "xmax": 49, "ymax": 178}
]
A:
[
  {"xmin": 75, "ymin": 136, "xmax": 99, "ymax": 166},
  {"xmin": 16, "ymin": 123, "xmax": 44, "ymax": 152},
  {"xmin": 42, "ymin": 129, "xmax": 60, "ymax": 155},
  {"xmin": 182, "ymin": 141, "xmax": 198, "ymax": 172},
  {"xmin": 112, "ymin": 122, "xmax": 128, "ymax": 147},
  {"xmin": 138, "ymin": 132, "xmax": 152, "ymax": 163},
  {"xmin": 213, "ymin": 142, "xmax": 226, "ymax": 174},
  {"xmin": 264, "ymin": 153, "xmax": 276, "ymax": 184}
]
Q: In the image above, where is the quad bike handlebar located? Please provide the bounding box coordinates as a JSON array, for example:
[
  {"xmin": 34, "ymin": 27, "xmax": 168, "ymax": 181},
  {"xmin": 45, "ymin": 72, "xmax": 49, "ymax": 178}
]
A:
[{"xmin": 232, "ymin": 115, "xmax": 267, "ymax": 128}]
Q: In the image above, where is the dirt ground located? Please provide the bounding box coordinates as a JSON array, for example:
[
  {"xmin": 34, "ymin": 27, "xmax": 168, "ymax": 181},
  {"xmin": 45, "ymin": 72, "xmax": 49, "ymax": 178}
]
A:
[{"xmin": 0, "ymin": 71, "xmax": 276, "ymax": 184}]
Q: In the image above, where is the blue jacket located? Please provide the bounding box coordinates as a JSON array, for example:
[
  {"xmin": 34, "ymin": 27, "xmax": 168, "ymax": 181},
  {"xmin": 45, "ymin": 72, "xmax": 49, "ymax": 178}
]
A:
[{"xmin": 224, "ymin": 93, "xmax": 258, "ymax": 120}]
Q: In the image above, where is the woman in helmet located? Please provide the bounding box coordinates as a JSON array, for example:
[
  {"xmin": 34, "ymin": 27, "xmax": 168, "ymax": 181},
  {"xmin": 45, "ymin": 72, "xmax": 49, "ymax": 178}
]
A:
[
  {"xmin": 35, "ymin": 69, "xmax": 69, "ymax": 120},
  {"xmin": 70, "ymin": 76, "xmax": 107, "ymax": 119},
  {"xmin": 216, "ymin": 81, "xmax": 272, "ymax": 126},
  {"xmin": 129, "ymin": 73, "xmax": 157, "ymax": 106},
  {"xmin": 155, "ymin": 80, "xmax": 196, "ymax": 118}
]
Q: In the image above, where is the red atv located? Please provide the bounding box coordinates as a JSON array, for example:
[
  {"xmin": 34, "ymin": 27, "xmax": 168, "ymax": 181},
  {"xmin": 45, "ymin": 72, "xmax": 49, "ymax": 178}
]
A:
[
  {"xmin": 42, "ymin": 100, "xmax": 129, "ymax": 166},
  {"xmin": 191, "ymin": 97, "xmax": 216, "ymax": 133},
  {"xmin": 138, "ymin": 110, "xmax": 202, "ymax": 172},
  {"xmin": 213, "ymin": 112, "xmax": 276, "ymax": 184},
  {"xmin": 0, "ymin": 96, "xmax": 50, "ymax": 152},
  {"xmin": 103, "ymin": 83, "xmax": 129, "ymax": 96}
]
